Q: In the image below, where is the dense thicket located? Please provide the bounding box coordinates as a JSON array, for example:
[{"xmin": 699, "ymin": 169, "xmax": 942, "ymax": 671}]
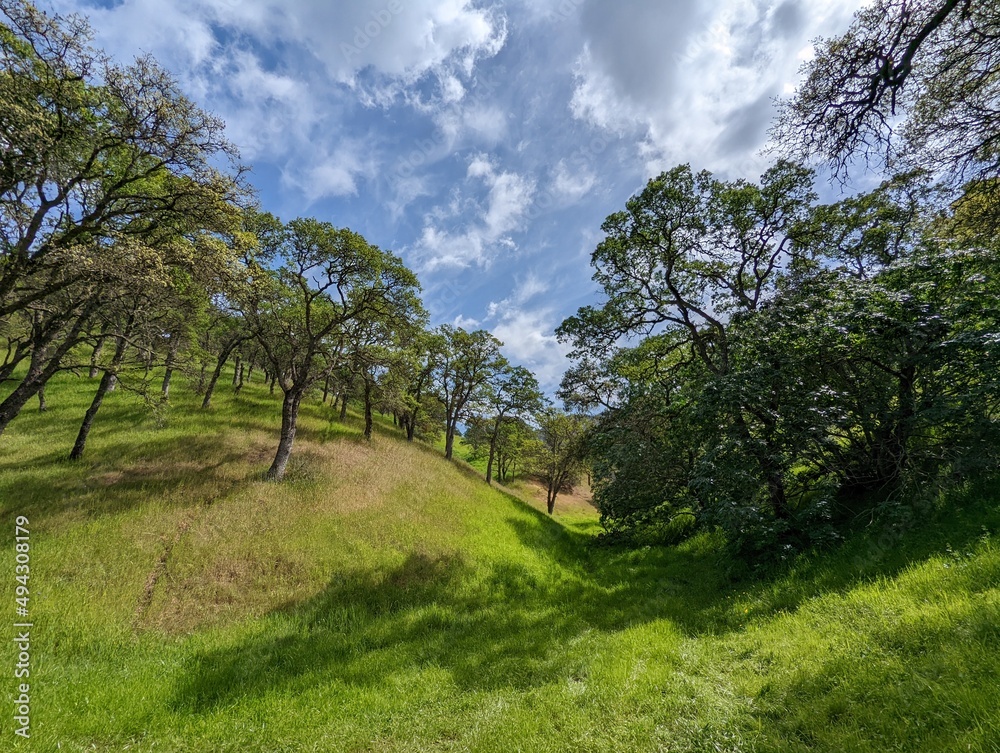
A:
[{"xmin": 560, "ymin": 166, "xmax": 1000, "ymax": 559}]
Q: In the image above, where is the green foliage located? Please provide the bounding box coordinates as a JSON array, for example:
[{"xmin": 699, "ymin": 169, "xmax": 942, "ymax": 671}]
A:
[
  {"xmin": 562, "ymin": 165, "xmax": 1000, "ymax": 562},
  {"xmin": 3, "ymin": 370, "xmax": 1000, "ymax": 751},
  {"xmin": 241, "ymin": 217, "xmax": 424, "ymax": 479},
  {"xmin": 429, "ymin": 324, "xmax": 506, "ymax": 460},
  {"xmin": 531, "ymin": 408, "xmax": 590, "ymax": 513}
]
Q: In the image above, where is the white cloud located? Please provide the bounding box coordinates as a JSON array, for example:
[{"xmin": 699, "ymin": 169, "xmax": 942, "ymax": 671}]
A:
[
  {"xmin": 570, "ymin": 0, "xmax": 869, "ymax": 178},
  {"xmin": 453, "ymin": 314, "xmax": 481, "ymax": 329},
  {"xmin": 483, "ymin": 171, "xmax": 535, "ymax": 238},
  {"xmin": 387, "ymin": 174, "xmax": 434, "ymax": 221},
  {"xmin": 551, "ymin": 159, "xmax": 597, "ymax": 204},
  {"xmin": 514, "ymin": 272, "xmax": 549, "ymax": 304},
  {"xmin": 282, "ymin": 141, "xmax": 376, "ymax": 201},
  {"xmin": 414, "ymin": 154, "xmax": 536, "ymax": 270},
  {"xmin": 50, "ymin": 0, "xmax": 509, "ymax": 202},
  {"xmin": 490, "ymin": 306, "xmax": 570, "ymax": 390},
  {"xmin": 209, "ymin": 0, "xmax": 507, "ymax": 87},
  {"xmin": 440, "ymin": 73, "xmax": 466, "ymax": 104},
  {"xmin": 467, "ymin": 153, "xmax": 496, "ymax": 179},
  {"xmin": 481, "ymin": 273, "xmax": 567, "ymax": 389}
]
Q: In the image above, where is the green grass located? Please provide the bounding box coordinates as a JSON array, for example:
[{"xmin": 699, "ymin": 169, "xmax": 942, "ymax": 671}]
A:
[{"xmin": 1, "ymin": 369, "xmax": 999, "ymax": 751}]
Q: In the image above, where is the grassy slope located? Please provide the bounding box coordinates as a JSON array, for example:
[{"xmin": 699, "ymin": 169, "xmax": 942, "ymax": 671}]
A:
[{"xmin": 1, "ymin": 371, "xmax": 999, "ymax": 752}]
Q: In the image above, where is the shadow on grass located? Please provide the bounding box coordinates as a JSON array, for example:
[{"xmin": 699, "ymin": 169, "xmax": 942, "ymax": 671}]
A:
[
  {"xmin": 0, "ymin": 435, "xmax": 254, "ymax": 536},
  {"xmin": 168, "ymin": 447, "xmax": 1000, "ymax": 713},
  {"xmin": 170, "ymin": 495, "xmax": 752, "ymax": 711},
  {"xmin": 173, "ymin": 549, "xmax": 609, "ymax": 711},
  {"xmin": 501, "ymin": 474, "xmax": 1000, "ymax": 637}
]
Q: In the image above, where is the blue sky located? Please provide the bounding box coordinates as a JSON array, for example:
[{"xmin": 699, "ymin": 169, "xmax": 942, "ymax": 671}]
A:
[{"xmin": 49, "ymin": 0, "xmax": 867, "ymax": 389}]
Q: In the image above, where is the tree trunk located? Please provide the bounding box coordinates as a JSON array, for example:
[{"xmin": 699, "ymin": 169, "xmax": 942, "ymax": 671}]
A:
[
  {"xmin": 37, "ymin": 386, "xmax": 47, "ymax": 413},
  {"xmin": 884, "ymin": 363, "xmax": 917, "ymax": 486},
  {"xmin": 269, "ymin": 373, "xmax": 277, "ymax": 395},
  {"xmin": 322, "ymin": 374, "xmax": 331, "ymax": 404},
  {"xmin": 161, "ymin": 336, "xmax": 181, "ymax": 401},
  {"xmin": 0, "ymin": 303, "xmax": 96, "ymax": 437},
  {"xmin": 0, "ymin": 340, "xmax": 31, "ymax": 386},
  {"xmin": 89, "ymin": 329, "xmax": 109, "ymax": 378},
  {"xmin": 70, "ymin": 322, "xmax": 132, "ymax": 461},
  {"xmin": 234, "ymin": 362, "xmax": 245, "ymax": 395},
  {"xmin": 202, "ymin": 346, "xmax": 233, "ymax": 409},
  {"xmin": 231, "ymin": 354, "xmax": 241, "ymax": 385},
  {"xmin": 339, "ymin": 394, "xmax": 349, "ymax": 421},
  {"xmin": 445, "ymin": 426, "xmax": 456, "ymax": 460},
  {"xmin": 547, "ymin": 487, "xmax": 556, "ymax": 515},
  {"xmin": 195, "ymin": 361, "xmax": 208, "ymax": 394},
  {"xmin": 266, "ymin": 389, "xmax": 303, "ymax": 481},
  {"xmin": 486, "ymin": 417, "xmax": 501, "ymax": 485},
  {"xmin": 363, "ymin": 380, "xmax": 374, "ymax": 440}
]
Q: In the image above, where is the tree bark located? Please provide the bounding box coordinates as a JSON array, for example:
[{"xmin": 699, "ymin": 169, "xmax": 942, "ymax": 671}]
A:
[
  {"xmin": 195, "ymin": 361, "xmax": 208, "ymax": 394},
  {"xmin": 202, "ymin": 345, "xmax": 233, "ymax": 409},
  {"xmin": 266, "ymin": 389, "xmax": 303, "ymax": 481},
  {"xmin": 231, "ymin": 354, "xmax": 241, "ymax": 385},
  {"xmin": 234, "ymin": 361, "xmax": 245, "ymax": 395},
  {"xmin": 0, "ymin": 303, "xmax": 96, "ymax": 437},
  {"xmin": 486, "ymin": 416, "xmax": 502, "ymax": 485},
  {"xmin": 88, "ymin": 328, "xmax": 109, "ymax": 379},
  {"xmin": 445, "ymin": 426, "xmax": 456, "ymax": 460},
  {"xmin": 37, "ymin": 386, "xmax": 47, "ymax": 413},
  {"xmin": 161, "ymin": 335, "xmax": 181, "ymax": 401},
  {"xmin": 363, "ymin": 379, "xmax": 374, "ymax": 440},
  {"xmin": 339, "ymin": 394, "xmax": 349, "ymax": 421},
  {"xmin": 70, "ymin": 320, "xmax": 132, "ymax": 461}
]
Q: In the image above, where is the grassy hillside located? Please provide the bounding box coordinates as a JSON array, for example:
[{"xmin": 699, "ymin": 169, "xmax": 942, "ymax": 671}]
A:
[{"xmin": 2, "ymin": 371, "xmax": 1000, "ymax": 752}]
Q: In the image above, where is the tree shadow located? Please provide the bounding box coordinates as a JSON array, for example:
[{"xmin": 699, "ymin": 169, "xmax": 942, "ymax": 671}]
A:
[
  {"xmin": 171, "ymin": 550, "xmax": 604, "ymax": 711},
  {"xmin": 500, "ymin": 474, "xmax": 1000, "ymax": 639},
  {"xmin": 0, "ymin": 431, "xmax": 258, "ymax": 539},
  {"xmin": 140, "ymin": 465, "xmax": 1000, "ymax": 714}
]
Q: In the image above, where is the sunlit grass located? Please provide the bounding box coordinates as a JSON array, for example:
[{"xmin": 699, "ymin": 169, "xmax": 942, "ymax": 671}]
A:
[{"xmin": 1, "ymin": 368, "xmax": 999, "ymax": 751}]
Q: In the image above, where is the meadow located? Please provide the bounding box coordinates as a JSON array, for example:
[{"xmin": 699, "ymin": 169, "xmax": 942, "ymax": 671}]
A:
[{"xmin": 1, "ymin": 370, "xmax": 999, "ymax": 752}]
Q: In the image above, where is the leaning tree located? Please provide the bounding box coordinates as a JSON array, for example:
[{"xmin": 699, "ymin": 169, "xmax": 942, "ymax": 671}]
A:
[{"xmin": 244, "ymin": 219, "xmax": 421, "ymax": 481}]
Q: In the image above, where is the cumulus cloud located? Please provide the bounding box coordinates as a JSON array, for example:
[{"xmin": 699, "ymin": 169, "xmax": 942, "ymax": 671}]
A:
[
  {"xmin": 53, "ymin": 0, "xmax": 509, "ymax": 202},
  {"xmin": 489, "ymin": 304, "xmax": 570, "ymax": 390},
  {"xmin": 46, "ymin": 0, "xmax": 872, "ymax": 390},
  {"xmin": 570, "ymin": 0, "xmax": 868, "ymax": 177},
  {"xmin": 414, "ymin": 154, "xmax": 536, "ymax": 270},
  {"xmin": 453, "ymin": 314, "xmax": 481, "ymax": 329},
  {"xmin": 481, "ymin": 273, "xmax": 568, "ymax": 389}
]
